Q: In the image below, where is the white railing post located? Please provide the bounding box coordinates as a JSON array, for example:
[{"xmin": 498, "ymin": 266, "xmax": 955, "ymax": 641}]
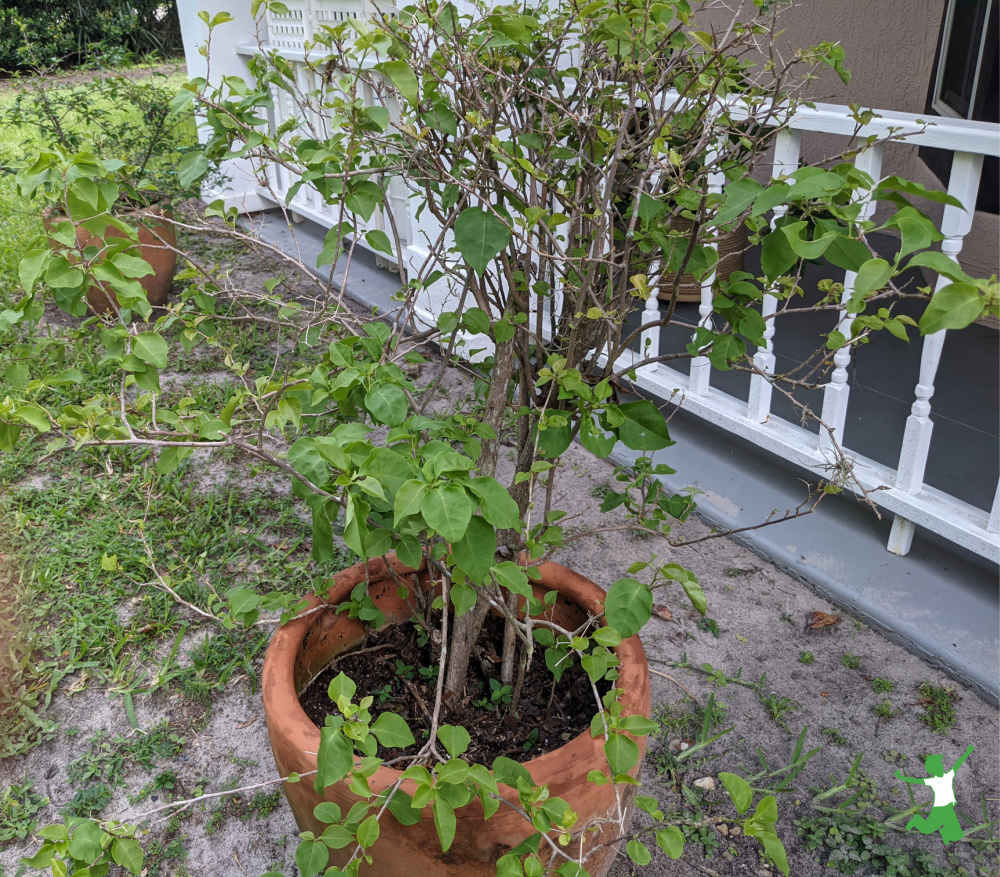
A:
[
  {"xmin": 640, "ymin": 281, "xmax": 661, "ymax": 374},
  {"xmin": 819, "ymin": 143, "xmax": 884, "ymax": 452},
  {"xmin": 747, "ymin": 128, "xmax": 802, "ymax": 422},
  {"xmin": 887, "ymin": 151, "xmax": 985, "ymax": 556},
  {"xmin": 989, "ymin": 483, "xmax": 1000, "ymax": 535},
  {"xmin": 688, "ymin": 152, "xmax": 726, "ymax": 395}
]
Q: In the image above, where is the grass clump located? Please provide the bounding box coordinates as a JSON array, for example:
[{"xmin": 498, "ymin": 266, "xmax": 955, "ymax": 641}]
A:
[
  {"xmin": 841, "ymin": 652, "xmax": 861, "ymax": 670},
  {"xmin": 798, "ymin": 651, "xmax": 814, "ymax": 665},
  {"xmin": 870, "ymin": 677, "xmax": 894, "ymax": 693}
]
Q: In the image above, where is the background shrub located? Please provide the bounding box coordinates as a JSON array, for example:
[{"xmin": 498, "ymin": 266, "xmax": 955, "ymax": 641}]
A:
[{"xmin": 0, "ymin": 1, "xmax": 180, "ymax": 73}]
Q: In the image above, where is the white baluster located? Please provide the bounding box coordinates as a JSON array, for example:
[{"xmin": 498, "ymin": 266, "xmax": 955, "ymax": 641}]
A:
[
  {"xmin": 640, "ymin": 268, "xmax": 661, "ymax": 373},
  {"xmin": 887, "ymin": 151, "xmax": 984, "ymax": 556},
  {"xmin": 747, "ymin": 128, "xmax": 802, "ymax": 422},
  {"xmin": 989, "ymin": 483, "xmax": 1000, "ymax": 535},
  {"xmin": 689, "ymin": 150, "xmax": 725, "ymax": 395},
  {"xmin": 819, "ymin": 143, "xmax": 884, "ymax": 452}
]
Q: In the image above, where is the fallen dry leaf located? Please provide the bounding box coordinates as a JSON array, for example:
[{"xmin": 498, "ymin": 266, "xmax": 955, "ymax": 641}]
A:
[
  {"xmin": 652, "ymin": 604, "xmax": 673, "ymax": 621},
  {"xmin": 806, "ymin": 610, "xmax": 841, "ymax": 631}
]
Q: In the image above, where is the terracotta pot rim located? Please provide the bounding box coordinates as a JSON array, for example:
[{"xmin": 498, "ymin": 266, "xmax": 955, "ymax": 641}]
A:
[{"xmin": 263, "ymin": 556, "xmax": 649, "ymax": 803}]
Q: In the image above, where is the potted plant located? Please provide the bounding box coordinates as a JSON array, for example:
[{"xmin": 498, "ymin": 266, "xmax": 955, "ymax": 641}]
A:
[
  {"xmin": 4, "ymin": 68, "xmax": 207, "ymax": 315},
  {"xmin": 7, "ymin": 2, "xmax": 997, "ymax": 876}
]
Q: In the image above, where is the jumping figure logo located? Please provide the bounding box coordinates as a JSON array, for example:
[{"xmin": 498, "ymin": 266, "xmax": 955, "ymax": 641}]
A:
[{"xmin": 895, "ymin": 744, "xmax": 974, "ymax": 845}]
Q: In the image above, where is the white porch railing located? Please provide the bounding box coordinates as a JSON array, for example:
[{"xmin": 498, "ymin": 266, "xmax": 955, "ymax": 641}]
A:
[{"xmin": 233, "ymin": 29, "xmax": 999, "ymax": 564}]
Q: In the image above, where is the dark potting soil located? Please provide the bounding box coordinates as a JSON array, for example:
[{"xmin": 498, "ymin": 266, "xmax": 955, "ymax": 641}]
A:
[{"xmin": 299, "ymin": 616, "xmax": 612, "ymax": 765}]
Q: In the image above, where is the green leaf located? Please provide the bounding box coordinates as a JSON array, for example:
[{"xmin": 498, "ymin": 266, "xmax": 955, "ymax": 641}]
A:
[
  {"xmin": 719, "ymin": 772, "xmax": 753, "ymax": 814},
  {"xmin": 656, "ymin": 826, "xmax": 684, "ymax": 859},
  {"xmin": 67, "ymin": 820, "xmax": 104, "ymax": 861},
  {"xmin": 760, "ymin": 831, "xmax": 790, "ymax": 876},
  {"xmin": 852, "ymin": 258, "xmax": 893, "ymax": 299},
  {"xmin": 365, "ymin": 229, "xmax": 394, "ymax": 256},
  {"xmin": 19, "ymin": 247, "xmax": 49, "ymax": 294},
  {"xmin": 578, "ymin": 416, "xmax": 616, "ymax": 458},
  {"xmin": 155, "ymin": 445, "xmax": 193, "ymax": 476},
  {"xmin": 492, "ymin": 756, "xmax": 532, "ymax": 788},
  {"xmin": 364, "ymin": 383, "xmax": 408, "ymax": 427},
  {"xmin": 637, "ymin": 192, "xmax": 666, "ymax": 226},
  {"xmin": 375, "ymin": 61, "xmax": 419, "ymax": 105},
  {"xmin": 452, "ymin": 515, "xmax": 496, "ymax": 585},
  {"xmin": 421, "ymin": 483, "xmax": 473, "ymax": 543},
  {"xmin": 356, "ymin": 814, "xmax": 380, "ymax": 849},
  {"xmin": 433, "ymin": 797, "xmax": 457, "ymax": 852},
  {"xmin": 178, "ymin": 152, "xmax": 211, "ymax": 190},
  {"xmin": 780, "ymin": 221, "xmax": 837, "ymax": 260},
  {"xmin": 604, "ymin": 732, "xmax": 639, "ymax": 775},
  {"xmin": 437, "ymin": 725, "xmax": 472, "ymax": 758},
  {"xmin": 906, "ymin": 251, "xmax": 973, "ymax": 284},
  {"xmin": 313, "ymin": 802, "xmax": 342, "ymax": 824},
  {"xmin": 714, "ymin": 178, "xmax": 763, "ymax": 226},
  {"xmin": 616, "ymin": 400, "xmax": 672, "ymax": 451},
  {"xmin": 605, "ymin": 578, "xmax": 653, "ymax": 638},
  {"xmin": 760, "ymin": 226, "xmax": 797, "ymax": 279},
  {"xmin": 111, "ymin": 838, "xmax": 143, "ymax": 875},
  {"xmin": 468, "ymin": 477, "xmax": 521, "ymax": 529},
  {"xmin": 918, "ymin": 283, "xmax": 984, "ymax": 334},
  {"xmin": 454, "ymin": 207, "xmax": 511, "ymax": 276},
  {"xmin": 14, "ymin": 404, "xmax": 50, "ymax": 433},
  {"xmin": 133, "ymin": 332, "xmax": 168, "ymax": 368},
  {"xmin": 315, "ymin": 726, "xmax": 354, "ymax": 791},
  {"xmin": 295, "ymin": 838, "xmax": 329, "ymax": 877},
  {"xmin": 3, "ymin": 361, "xmax": 28, "ymax": 390},
  {"xmin": 626, "ymin": 839, "xmax": 651, "ymax": 866},
  {"xmin": 371, "ymin": 713, "xmax": 416, "ymax": 749}
]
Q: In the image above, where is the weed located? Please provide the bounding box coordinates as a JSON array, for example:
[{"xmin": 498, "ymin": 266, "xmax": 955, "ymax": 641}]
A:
[
  {"xmin": 841, "ymin": 652, "xmax": 861, "ymax": 670},
  {"xmin": 760, "ymin": 693, "xmax": 799, "ymax": 731},
  {"xmin": 780, "ymin": 612, "xmax": 796, "ymax": 626},
  {"xmin": 798, "ymin": 651, "xmax": 815, "ymax": 665},
  {"xmin": 0, "ymin": 780, "xmax": 49, "ymax": 843},
  {"xmin": 795, "ymin": 811, "xmax": 961, "ymax": 876},
  {"xmin": 63, "ymin": 782, "xmax": 113, "ymax": 818},
  {"xmin": 870, "ymin": 677, "xmax": 894, "ymax": 693},
  {"xmin": 696, "ymin": 617, "xmax": 720, "ymax": 638},
  {"xmin": 822, "ymin": 728, "xmax": 847, "ymax": 746},
  {"xmin": 873, "ymin": 699, "xmax": 897, "ymax": 721},
  {"xmin": 918, "ymin": 682, "xmax": 958, "ymax": 733},
  {"xmin": 588, "ymin": 480, "xmax": 612, "ymax": 499}
]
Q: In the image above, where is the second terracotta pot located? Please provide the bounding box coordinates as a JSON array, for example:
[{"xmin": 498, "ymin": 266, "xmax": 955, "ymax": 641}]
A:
[
  {"xmin": 262, "ymin": 555, "xmax": 651, "ymax": 877},
  {"xmin": 45, "ymin": 206, "xmax": 177, "ymax": 315}
]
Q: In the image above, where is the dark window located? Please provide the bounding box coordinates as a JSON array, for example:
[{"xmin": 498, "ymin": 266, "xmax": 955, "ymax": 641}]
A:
[{"xmin": 920, "ymin": 0, "xmax": 998, "ymax": 213}]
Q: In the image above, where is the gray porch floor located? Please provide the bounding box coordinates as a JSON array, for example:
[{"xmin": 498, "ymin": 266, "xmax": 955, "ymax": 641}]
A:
[{"xmin": 252, "ymin": 211, "xmax": 1000, "ymax": 704}]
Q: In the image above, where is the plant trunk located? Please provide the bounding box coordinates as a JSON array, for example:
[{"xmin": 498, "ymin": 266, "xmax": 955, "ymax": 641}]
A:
[{"xmin": 443, "ymin": 590, "xmax": 493, "ymax": 701}]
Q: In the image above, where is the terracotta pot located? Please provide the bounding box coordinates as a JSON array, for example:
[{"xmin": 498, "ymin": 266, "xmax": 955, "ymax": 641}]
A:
[
  {"xmin": 44, "ymin": 206, "xmax": 177, "ymax": 315},
  {"xmin": 262, "ymin": 555, "xmax": 651, "ymax": 877}
]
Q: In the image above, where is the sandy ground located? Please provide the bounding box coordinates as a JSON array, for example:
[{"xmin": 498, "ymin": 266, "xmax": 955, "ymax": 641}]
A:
[{"xmin": 0, "ymin": 239, "xmax": 996, "ymax": 877}]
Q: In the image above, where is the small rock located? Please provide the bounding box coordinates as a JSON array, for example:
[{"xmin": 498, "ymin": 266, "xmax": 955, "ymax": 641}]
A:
[
  {"xmin": 757, "ymin": 869, "xmax": 772, "ymax": 877},
  {"xmin": 668, "ymin": 738, "xmax": 681, "ymax": 751},
  {"xmin": 679, "ymin": 742, "xmax": 690, "ymax": 751},
  {"xmin": 722, "ymin": 852, "xmax": 734, "ymax": 863},
  {"xmin": 730, "ymin": 826, "xmax": 742, "ymax": 837},
  {"xmin": 693, "ymin": 777, "xmax": 715, "ymax": 791},
  {"xmin": 717, "ymin": 823, "xmax": 730, "ymax": 836}
]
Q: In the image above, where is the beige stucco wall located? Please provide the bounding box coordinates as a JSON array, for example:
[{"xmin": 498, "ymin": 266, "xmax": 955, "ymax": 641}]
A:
[{"xmin": 703, "ymin": 0, "xmax": 998, "ymax": 277}]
